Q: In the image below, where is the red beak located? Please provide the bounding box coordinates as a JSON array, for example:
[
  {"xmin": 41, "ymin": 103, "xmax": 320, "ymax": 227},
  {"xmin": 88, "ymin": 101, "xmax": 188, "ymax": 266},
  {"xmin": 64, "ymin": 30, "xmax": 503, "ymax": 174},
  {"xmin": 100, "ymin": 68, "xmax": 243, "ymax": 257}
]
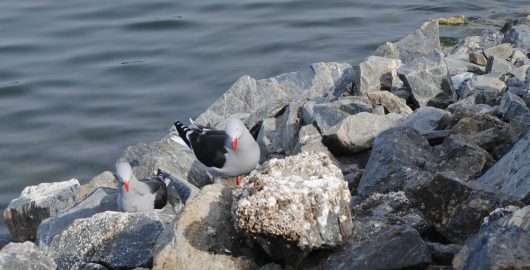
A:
[
  {"xmin": 231, "ymin": 138, "xmax": 238, "ymax": 151},
  {"xmin": 124, "ymin": 180, "xmax": 129, "ymax": 192}
]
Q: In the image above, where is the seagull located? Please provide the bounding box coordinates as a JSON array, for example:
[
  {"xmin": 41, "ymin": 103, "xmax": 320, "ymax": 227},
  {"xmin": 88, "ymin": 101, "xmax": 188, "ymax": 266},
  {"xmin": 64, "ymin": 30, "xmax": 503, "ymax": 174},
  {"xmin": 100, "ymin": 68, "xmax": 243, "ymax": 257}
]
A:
[
  {"xmin": 173, "ymin": 117, "xmax": 260, "ymax": 185},
  {"xmin": 115, "ymin": 161, "xmax": 168, "ymax": 212}
]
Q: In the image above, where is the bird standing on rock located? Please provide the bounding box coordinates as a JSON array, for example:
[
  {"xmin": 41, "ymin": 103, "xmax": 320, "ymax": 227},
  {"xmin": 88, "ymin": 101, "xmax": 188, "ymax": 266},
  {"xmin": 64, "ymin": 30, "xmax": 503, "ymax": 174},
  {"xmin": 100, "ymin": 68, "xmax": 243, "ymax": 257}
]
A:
[
  {"xmin": 115, "ymin": 161, "xmax": 168, "ymax": 212},
  {"xmin": 173, "ymin": 118, "xmax": 260, "ymax": 185}
]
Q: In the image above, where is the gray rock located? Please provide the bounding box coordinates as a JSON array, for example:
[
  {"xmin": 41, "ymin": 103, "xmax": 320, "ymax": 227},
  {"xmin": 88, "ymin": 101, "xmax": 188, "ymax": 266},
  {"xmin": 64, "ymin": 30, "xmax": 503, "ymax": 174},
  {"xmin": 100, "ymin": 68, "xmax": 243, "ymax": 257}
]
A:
[
  {"xmin": 486, "ymin": 56, "xmax": 515, "ymax": 78},
  {"xmin": 195, "ymin": 62, "xmax": 354, "ymax": 129},
  {"xmin": 484, "ymin": 43, "xmax": 514, "ymax": 60},
  {"xmin": 257, "ymin": 103, "xmax": 302, "ymax": 160},
  {"xmin": 453, "ymin": 206, "xmax": 530, "ymax": 270},
  {"xmin": 293, "ymin": 124, "xmax": 331, "ymax": 155},
  {"xmin": 401, "ymin": 106, "xmax": 450, "ymax": 133},
  {"xmin": 47, "ymin": 211, "xmax": 173, "ymax": 270},
  {"xmin": 447, "ymin": 94, "xmax": 497, "ymax": 116},
  {"xmin": 3, "ymin": 179, "xmax": 80, "ymax": 241},
  {"xmin": 307, "ymin": 225, "xmax": 431, "ymax": 270},
  {"xmin": 425, "ymin": 242, "xmax": 462, "ymax": 265},
  {"xmin": 503, "ymin": 24, "xmax": 530, "ymax": 49},
  {"xmin": 302, "ymin": 96, "xmax": 372, "ymax": 132},
  {"xmin": 469, "ymin": 51, "xmax": 488, "ymax": 66},
  {"xmin": 37, "ymin": 187, "xmax": 120, "ymax": 247},
  {"xmin": 446, "ymin": 57, "xmax": 485, "ymax": 75},
  {"xmin": 121, "ymin": 134, "xmax": 211, "ymax": 188},
  {"xmin": 451, "ymin": 72, "xmax": 474, "ymax": 94},
  {"xmin": 510, "ymin": 49, "xmax": 529, "ymax": 66},
  {"xmin": 322, "ymin": 112, "xmax": 404, "ymax": 155},
  {"xmin": 476, "ymin": 131, "xmax": 530, "ymax": 203},
  {"xmin": 0, "ymin": 242, "xmax": 56, "ymax": 270},
  {"xmin": 499, "ymin": 91, "xmax": 530, "ymax": 121},
  {"xmin": 78, "ymin": 171, "xmax": 117, "ymax": 200},
  {"xmin": 153, "ymin": 184, "xmax": 256, "ymax": 270},
  {"xmin": 366, "ymin": 91, "xmax": 412, "ymax": 114},
  {"xmin": 82, "ymin": 263, "xmax": 109, "ymax": 270},
  {"xmin": 463, "ymin": 75, "xmax": 506, "ymax": 100},
  {"xmin": 232, "ymin": 152, "xmax": 352, "ymax": 264},
  {"xmin": 409, "ymin": 174, "xmax": 513, "ymax": 243},
  {"xmin": 353, "ymin": 56, "xmax": 402, "ymax": 95}
]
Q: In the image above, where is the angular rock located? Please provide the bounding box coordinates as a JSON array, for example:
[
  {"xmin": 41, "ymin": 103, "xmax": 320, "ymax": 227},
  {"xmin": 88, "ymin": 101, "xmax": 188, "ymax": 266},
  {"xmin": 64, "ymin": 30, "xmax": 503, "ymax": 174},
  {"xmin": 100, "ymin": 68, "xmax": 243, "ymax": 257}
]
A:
[
  {"xmin": 195, "ymin": 62, "xmax": 354, "ymax": 129},
  {"xmin": 476, "ymin": 131, "xmax": 530, "ymax": 203},
  {"xmin": 301, "ymin": 96, "xmax": 372, "ymax": 132},
  {"xmin": 82, "ymin": 263, "xmax": 109, "ymax": 270},
  {"xmin": 47, "ymin": 211, "xmax": 173, "ymax": 270},
  {"xmin": 78, "ymin": 171, "xmax": 117, "ymax": 200},
  {"xmin": 484, "ymin": 43, "xmax": 514, "ymax": 61},
  {"xmin": 0, "ymin": 242, "xmax": 56, "ymax": 270},
  {"xmin": 486, "ymin": 56, "xmax": 515, "ymax": 78},
  {"xmin": 463, "ymin": 75, "xmax": 506, "ymax": 99},
  {"xmin": 447, "ymin": 94, "xmax": 497, "ymax": 116},
  {"xmin": 426, "ymin": 242, "xmax": 462, "ymax": 265},
  {"xmin": 510, "ymin": 49, "xmax": 529, "ymax": 66},
  {"xmin": 469, "ymin": 52, "xmax": 488, "ymax": 66},
  {"xmin": 293, "ymin": 124, "xmax": 330, "ymax": 155},
  {"xmin": 3, "ymin": 179, "xmax": 80, "ymax": 241},
  {"xmin": 153, "ymin": 184, "xmax": 256, "ymax": 270},
  {"xmin": 366, "ymin": 91, "xmax": 412, "ymax": 114},
  {"xmin": 401, "ymin": 106, "xmax": 450, "ymax": 133},
  {"xmin": 121, "ymin": 134, "xmax": 211, "ymax": 188},
  {"xmin": 37, "ymin": 187, "xmax": 120, "ymax": 247},
  {"xmin": 453, "ymin": 206, "xmax": 530, "ymax": 270},
  {"xmin": 498, "ymin": 91, "xmax": 530, "ymax": 121},
  {"xmin": 446, "ymin": 57, "xmax": 485, "ymax": 75},
  {"xmin": 257, "ymin": 103, "xmax": 302, "ymax": 160},
  {"xmin": 503, "ymin": 24, "xmax": 530, "ymax": 50},
  {"xmin": 353, "ymin": 56, "xmax": 402, "ymax": 95},
  {"xmin": 308, "ymin": 225, "xmax": 431, "ymax": 270},
  {"xmin": 451, "ymin": 72, "xmax": 474, "ymax": 94},
  {"xmin": 232, "ymin": 152, "xmax": 352, "ymax": 264},
  {"xmin": 322, "ymin": 112, "xmax": 404, "ymax": 155}
]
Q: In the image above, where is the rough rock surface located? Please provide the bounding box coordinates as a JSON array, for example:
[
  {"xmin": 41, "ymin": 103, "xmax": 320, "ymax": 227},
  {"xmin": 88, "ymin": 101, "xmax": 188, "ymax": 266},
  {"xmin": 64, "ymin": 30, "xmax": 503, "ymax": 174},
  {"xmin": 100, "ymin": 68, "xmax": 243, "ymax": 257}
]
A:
[
  {"xmin": 366, "ymin": 91, "xmax": 412, "ymax": 114},
  {"xmin": 232, "ymin": 152, "xmax": 352, "ymax": 263},
  {"xmin": 302, "ymin": 97, "xmax": 372, "ymax": 132},
  {"xmin": 0, "ymin": 242, "xmax": 56, "ymax": 270},
  {"xmin": 401, "ymin": 106, "xmax": 450, "ymax": 133},
  {"xmin": 3, "ymin": 179, "xmax": 80, "ymax": 241},
  {"xmin": 121, "ymin": 134, "xmax": 211, "ymax": 188},
  {"xmin": 293, "ymin": 124, "xmax": 331, "ymax": 155},
  {"xmin": 353, "ymin": 56, "xmax": 402, "ymax": 95},
  {"xmin": 257, "ymin": 103, "xmax": 302, "ymax": 160},
  {"xmin": 476, "ymin": 131, "xmax": 530, "ymax": 203},
  {"xmin": 196, "ymin": 62, "xmax": 354, "ymax": 129},
  {"xmin": 37, "ymin": 187, "xmax": 120, "ymax": 247},
  {"xmin": 46, "ymin": 211, "xmax": 173, "ymax": 270},
  {"xmin": 153, "ymin": 184, "xmax": 256, "ymax": 270},
  {"xmin": 322, "ymin": 112, "xmax": 404, "ymax": 154},
  {"xmin": 499, "ymin": 91, "xmax": 530, "ymax": 121},
  {"xmin": 78, "ymin": 171, "xmax": 117, "ymax": 200},
  {"xmin": 453, "ymin": 206, "xmax": 530, "ymax": 270}
]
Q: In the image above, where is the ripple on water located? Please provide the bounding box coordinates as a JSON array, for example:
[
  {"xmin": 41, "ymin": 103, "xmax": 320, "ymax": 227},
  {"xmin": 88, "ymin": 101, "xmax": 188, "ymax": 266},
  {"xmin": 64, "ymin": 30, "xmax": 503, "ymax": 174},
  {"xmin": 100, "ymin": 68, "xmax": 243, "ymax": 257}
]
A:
[{"xmin": 123, "ymin": 18, "xmax": 200, "ymax": 31}]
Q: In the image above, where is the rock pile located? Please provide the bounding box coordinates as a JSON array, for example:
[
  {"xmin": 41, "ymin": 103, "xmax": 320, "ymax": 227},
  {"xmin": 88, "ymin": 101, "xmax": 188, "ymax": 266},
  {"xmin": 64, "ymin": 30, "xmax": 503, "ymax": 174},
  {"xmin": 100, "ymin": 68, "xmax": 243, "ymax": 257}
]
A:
[{"xmin": 2, "ymin": 13, "xmax": 530, "ymax": 270}]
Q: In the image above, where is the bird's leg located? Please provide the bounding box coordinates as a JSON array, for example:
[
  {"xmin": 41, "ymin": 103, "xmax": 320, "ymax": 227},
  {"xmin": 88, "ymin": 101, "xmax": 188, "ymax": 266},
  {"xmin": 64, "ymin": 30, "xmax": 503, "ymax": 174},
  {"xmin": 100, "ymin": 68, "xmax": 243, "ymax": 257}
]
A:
[{"xmin": 236, "ymin": 176, "xmax": 241, "ymax": 186}]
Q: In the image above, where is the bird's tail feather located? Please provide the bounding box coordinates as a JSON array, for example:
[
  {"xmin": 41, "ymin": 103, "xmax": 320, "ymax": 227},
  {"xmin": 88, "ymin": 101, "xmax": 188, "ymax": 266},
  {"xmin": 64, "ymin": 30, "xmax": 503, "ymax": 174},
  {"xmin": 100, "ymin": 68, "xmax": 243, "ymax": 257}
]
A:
[{"xmin": 173, "ymin": 121, "xmax": 193, "ymax": 148}]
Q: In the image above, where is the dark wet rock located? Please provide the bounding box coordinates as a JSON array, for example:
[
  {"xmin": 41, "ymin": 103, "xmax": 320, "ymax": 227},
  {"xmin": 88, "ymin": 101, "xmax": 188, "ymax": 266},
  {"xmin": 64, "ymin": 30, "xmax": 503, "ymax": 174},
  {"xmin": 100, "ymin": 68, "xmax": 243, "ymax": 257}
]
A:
[
  {"xmin": 0, "ymin": 242, "xmax": 56, "ymax": 270},
  {"xmin": 469, "ymin": 51, "xmax": 488, "ymax": 66},
  {"xmin": 453, "ymin": 206, "xmax": 530, "ymax": 270},
  {"xmin": 358, "ymin": 128, "xmax": 492, "ymax": 198},
  {"xmin": 37, "ymin": 187, "xmax": 120, "ymax": 248},
  {"xmin": 342, "ymin": 164, "xmax": 364, "ymax": 195},
  {"xmin": 484, "ymin": 43, "xmax": 514, "ymax": 60},
  {"xmin": 307, "ymin": 225, "xmax": 431, "ymax": 270},
  {"xmin": 121, "ymin": 134, "xmax": 212, "ymax": 188},
  {"xmin": 232, "ymin": 152, "xmax": 351, "ymax": 265},
  {"xmin": 257, "ymin": 103, "xmax": 302, "ymax": 160},
  {"xmin": 293, "ymin": 124, "xmax": 330, "ymax": 155},
  {"xmin": 476, "ymin": 131, "xmax": 530, "ymax": 203},
  {"xmin": 78, "ymin": 171, "xmax": 117, "ymax": 200},
  {"xmin": 46, "ymin": 211, "xmax": 173, "ymax": 270},
  {"xmin": 366, "ymin": 91, "xmax": 412, "ymax": 114},
  {"xmin": 503, "ymin": 24, "xmax": 530, "ymax": 50},
  {"xmin": 426, "ymin": 242, "xmax": 462, "ymax": 265},
  {"xmin": 401, "ymin": 106, "xmax": 450, "ymax": 133},
  {"xmin": 3, "ymin": 179, "xmax": 80, "ymax": 242},
  {"xmin": 353, "ymin": 56, "xmax": 402, "ymax": 95},
  {"xmin": 499, "ymin": 91, "xmax": 530, "ymax": 121},
  {"xmin": 322, "ymin": 112, "xmax": 404, "ymax": 155},
  {"xmin": 153, "ymin": 184, "xmax": 256, "ymax": 270},
  {"xmin": 195, "ymin": 62, "xmax": 354, "ymax": 129},
  {"xmin": 302, "ymin": 96, "xmax": 372, "ymax": 132},
  {"xmin": 409, "ymin": 174, "xmax": 516, "ymax": 243}
]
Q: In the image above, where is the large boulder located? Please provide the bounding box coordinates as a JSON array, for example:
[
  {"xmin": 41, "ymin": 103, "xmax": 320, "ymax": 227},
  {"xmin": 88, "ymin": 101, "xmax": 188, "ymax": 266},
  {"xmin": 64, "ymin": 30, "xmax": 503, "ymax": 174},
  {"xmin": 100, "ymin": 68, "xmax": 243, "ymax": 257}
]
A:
[
  {"xmin": 3, "ymin": 179, "xmax": 80, "ymax": 241},
  {"xmin": 498, "ymin": 91, "xmax": 530, "ymax": 121},
  {"xmin": 121, "ymin": 134, "xmax": 211, "ymax": 188},
  {"xmin": 322, "ymin": 112, "xmax": 404, "ymax": 155},
  {"xmin": 37, "ymin": 187, "xmax": 120, "ymax": 247},
  {"xmin": 476, "ymin": 131, "xmax": 530, "ymax": 203},
  {"xmin": 232, "ymin": 152, "xmax": 352, "ymax": 264},
  {"xmin": 453, "ymin": 206, "xmax": 530, "ymax": 270},
  {"xmin": 353, "ymin": 56, "xmax": 402, "ymax": 95},
  {"xmin": 153, "ymin": 184, "xmax": 256, "ymax": 270},
  {"xmin": 195, "ymin": 62, "xmax": 354, "ymax": 129},
  {"xmin": 503, "ymin": 24, "xmax": 530, "ymax": 50},
  {"xmin": 301, "ymin": 96, "xmax": 372, "ymax": 132},
  {"xmin": 46, "ymin": 211, "xmax": 173, "ymax": 270},
  {"xmin": 0, "ymin": 242, "xmax": 56, "ymax": 270}
]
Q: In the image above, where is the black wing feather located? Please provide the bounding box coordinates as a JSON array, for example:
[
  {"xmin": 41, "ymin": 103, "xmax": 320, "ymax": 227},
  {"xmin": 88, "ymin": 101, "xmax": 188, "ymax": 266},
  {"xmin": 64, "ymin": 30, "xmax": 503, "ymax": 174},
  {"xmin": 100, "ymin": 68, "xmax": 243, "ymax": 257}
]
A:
[{"xmin": 139, "ymin": 177, "xmax": 168, "ymax": 209}]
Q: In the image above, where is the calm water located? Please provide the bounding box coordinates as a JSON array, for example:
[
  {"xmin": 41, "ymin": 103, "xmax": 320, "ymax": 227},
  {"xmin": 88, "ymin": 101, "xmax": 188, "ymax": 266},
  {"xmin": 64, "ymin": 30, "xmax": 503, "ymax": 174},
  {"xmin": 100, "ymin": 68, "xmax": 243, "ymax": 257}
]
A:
[{"xmin": 0, "ymin": 0, "xmax": 528, "ymax": 235}]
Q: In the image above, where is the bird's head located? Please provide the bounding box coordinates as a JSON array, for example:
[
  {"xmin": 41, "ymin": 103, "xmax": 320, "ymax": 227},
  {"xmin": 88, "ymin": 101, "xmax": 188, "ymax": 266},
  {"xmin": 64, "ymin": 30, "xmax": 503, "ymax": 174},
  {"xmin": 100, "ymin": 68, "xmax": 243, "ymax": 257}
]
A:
[
  {"xmin": 116, "ymin": 161, "xmax": 133, "ymax": 192},
  {"xmin": 226, "ymin": 118, "xmax": 245, "ymax": 151}
]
